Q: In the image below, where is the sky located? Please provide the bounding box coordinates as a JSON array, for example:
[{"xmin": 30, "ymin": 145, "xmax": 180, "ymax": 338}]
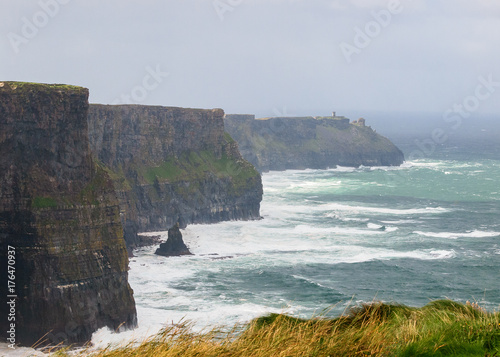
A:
[{"xmin": 1, "ymin": 0, "xmax": 500, "ymax": 120}]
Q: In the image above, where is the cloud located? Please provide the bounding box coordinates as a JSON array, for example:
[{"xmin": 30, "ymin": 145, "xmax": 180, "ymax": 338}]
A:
[{"xmin": 0, "ymin": 0, "xmax": 499, "ymax": 116}]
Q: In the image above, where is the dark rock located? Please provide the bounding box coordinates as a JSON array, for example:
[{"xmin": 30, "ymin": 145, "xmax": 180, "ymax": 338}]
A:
[
  {"xmin": 88, "ymin": 105, "xmax": 263, "ymax": 251},
  {"xmin": 0, "ymin": 82, "xmax": 137, "ymax": 346},
  {"xmin": 224, "ymin": 114, "xmax": 405, "ymax": 172},
  {"xmin": 155, "ymin": 224, "xmax": 192, "ymax": 257}
]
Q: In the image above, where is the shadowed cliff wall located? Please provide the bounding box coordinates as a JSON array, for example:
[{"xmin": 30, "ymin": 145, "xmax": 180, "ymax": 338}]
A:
[
  {"xmin": 88, "ymin": 105, "xmax": 262, "ymax": 250},
  {"xmin": 0, "ymin": 82, "xmax": 137, "ymax": 346}
]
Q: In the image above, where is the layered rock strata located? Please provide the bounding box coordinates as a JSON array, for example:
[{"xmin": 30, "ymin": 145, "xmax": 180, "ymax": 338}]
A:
[
  {"xmin": 0, "ymin": 82, "xmax": 137, "ymax": 346},
  {"xmin": 88, "ymin": 105, "xmax": 262, "ymax": 250}
]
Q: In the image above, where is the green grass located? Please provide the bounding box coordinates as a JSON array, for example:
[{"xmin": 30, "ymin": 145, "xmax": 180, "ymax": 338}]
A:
[
  {"xmin": 138, "ymin": 150, "xmax": 259, "ymax": 193},
  {"xmin": 31, "ymin": 196, "xmax": 58, "ymax": 209},
  {"xmin": 224, "ymin": 132, "xmax": 235, "ymax": 143},
  {"xmin": 55, "ymin": 300, "xmax": 500, "ymax": 356},
  {"xmin": 78, "ymin": 162, "xmax": 114, "ymax": 206},
  {"xmin": 0, "ymin": 81, "xmax": 86, "ymax": 92}
]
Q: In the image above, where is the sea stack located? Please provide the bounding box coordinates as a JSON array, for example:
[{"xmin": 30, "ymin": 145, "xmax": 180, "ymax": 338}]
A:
[
  {"xmin": 155, "ymin": 223, "xmax": 192, "ymax": 257},
  {"xmin": 0, "ymin": 82, "xmax": 137, "ymax": 346}
]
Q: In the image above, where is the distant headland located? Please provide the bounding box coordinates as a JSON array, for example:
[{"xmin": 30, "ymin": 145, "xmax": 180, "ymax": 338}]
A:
[{"xmin": 224, "ymin": 112, "xmax": 405, "ymax": 172}]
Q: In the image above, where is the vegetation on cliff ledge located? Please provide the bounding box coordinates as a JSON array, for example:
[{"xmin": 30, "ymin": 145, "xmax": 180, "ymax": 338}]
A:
[
  {"xmin": 0, "ymin": 81, "xmax": 86, "ymax": 93},
  {"xmin": 60, "ymin": 300, "xmax": 499, "ymax": 356},
  {"xmin": 134, "ymin": 141, "xmax": 259, "ymax": 198}
]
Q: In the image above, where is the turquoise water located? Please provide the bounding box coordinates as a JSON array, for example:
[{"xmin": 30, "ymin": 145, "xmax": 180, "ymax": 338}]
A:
[{"xmin": 93, "ymin": 153, "xmax": 500, "ymax": 346}]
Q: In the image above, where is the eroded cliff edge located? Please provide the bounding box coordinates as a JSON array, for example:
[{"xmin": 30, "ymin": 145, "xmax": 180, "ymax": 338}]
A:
[
  {"xmin": 88, "ymin": 105, "xmax": 263, "ymax": 250},
  {"xmin": 224, "ymin": 114, "xmax": 405, "ymax": 172},
  {"xmin": 0, "ymin": 82, "xmax": 137, "ymax": 346}
]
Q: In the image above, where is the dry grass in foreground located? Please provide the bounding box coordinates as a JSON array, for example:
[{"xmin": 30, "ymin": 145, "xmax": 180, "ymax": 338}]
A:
[{"xmin": 55, "ymin": 300, "xmax": 500, "ymax": 357}]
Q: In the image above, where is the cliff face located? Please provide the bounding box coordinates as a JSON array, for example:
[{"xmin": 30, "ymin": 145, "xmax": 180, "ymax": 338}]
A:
[
  {"xmin": 0, "ymin": 82, "xmax": 137, "ymax": 346},
  {"xmin": 88, "ymin": 105, "xmax": 262, "ymax": 249},
  {"xmin": 224, "ymin": 115, "xmax": 405, "ymax": 172}
]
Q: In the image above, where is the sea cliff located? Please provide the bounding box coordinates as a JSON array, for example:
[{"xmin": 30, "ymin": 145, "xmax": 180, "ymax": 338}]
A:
[
  {"xmin": 224, "ymin": 114, "xmax": 404, "ymax": 172},
  {"xmin": 88, "ymin": 105, "xmax": 263, "ymax": 250},
  {"xmin": 0, "ymin": 82, "xmax": 137, "ymax": 346}
]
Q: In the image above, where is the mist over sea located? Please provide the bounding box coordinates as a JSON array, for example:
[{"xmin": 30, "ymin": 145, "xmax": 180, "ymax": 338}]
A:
[{"xmin": 89, "ymin": 123, "xmax": 500, "ymax": 348}]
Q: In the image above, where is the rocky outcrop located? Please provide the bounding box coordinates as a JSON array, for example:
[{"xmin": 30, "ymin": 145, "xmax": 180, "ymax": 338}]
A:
[
  {"xmin": 224, "ymin": 114, "xmax": 404, "ymax": 172},
  {"xmin": 155, "ymin": 224, "xmax": 192, "ymax": 257},
  {"xmin": 0, "ymin": 82, "xmax": 137, "ymax": 346},
  {"xmin": 88, "ymin": 105, "xmax": 262, "ymax": 251}
]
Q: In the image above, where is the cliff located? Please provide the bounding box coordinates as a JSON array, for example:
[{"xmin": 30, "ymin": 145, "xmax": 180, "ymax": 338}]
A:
[
  {"xmin": 224, "ymin": 114, "xmax": 405, "ymax": 172},
  {"xmin": 88, "ymin": 105, "xmax": 262, "ymax": 250},
  {"xmin": 0, "ymin": 82, "xmax": 137, "ymax": 346}
]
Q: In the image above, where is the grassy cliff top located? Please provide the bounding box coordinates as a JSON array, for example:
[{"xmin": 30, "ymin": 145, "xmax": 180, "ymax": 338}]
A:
[
  {"xmin": 90, "ymin": 103, "xmax": 224, "ymax": 115},
  {"xmin": 0, "ymin": 81, "xmax": 88, "ymax": 94},
  {"xmin": 58, "ymin": 300, "xmax": 499, "ymax": 356}
]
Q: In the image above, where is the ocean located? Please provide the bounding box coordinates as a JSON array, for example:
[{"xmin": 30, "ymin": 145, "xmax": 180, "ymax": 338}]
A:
[{"xmin": 90, "ymin": 143, "xmax": 500, "ymax": 348}]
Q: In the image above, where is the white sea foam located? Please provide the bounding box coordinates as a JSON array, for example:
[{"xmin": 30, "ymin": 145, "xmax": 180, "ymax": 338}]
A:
[
  {"xmin": 292, "ymin": 275, "xmax": 330, "ymax": 289},
  {"xmin": 414, "ymin": 230, "xmax": 500, "ymax": 239},
  {"xmin": 90, "ymin": 291, "xmax": 294, "ymax": 351},
  {"xmin": 293, "ymin": 224, "xmax": 385, "ymax": 236},
  {"xmin": 331, "ymin": 247, "xmax": 456, "ymax": 264},
  {"xmin": 405, "ymin": 160, "xmax": 443, "ymax": 168},
  {"xmin": 325, "ymin": 213, "xmax": 370, "ymax": 222},
  {"xmin": 406, "ymin": 160, "xmax": 486, "ymax": 172},
  {"xmin": 369, "ymin": 164, "xmax": 412, "ymax": 171},
  {"xmin": 287, "ymin": 180, "xmax": 343, "ymax": 191},
  {"xmin": 0, "ymin": 345, "xmax": 45, "ymax": 356},
  {"xmin": 380, "ymin": 219, "xmax": 422, "ymax": 224},
  {"xmin": 428, "ymin": 250, "xmax": 457, "ymax": 259},
  {"xmin": 366, "ymin": 223, "xmax": 398, "ymax": 232},
  {"xmin": 328, "ymin": 166, "xmax": 357, "ymax": 172},
  {"xmin": 321, "ymin": 203, "xmax": 449, "ymax": 216}
]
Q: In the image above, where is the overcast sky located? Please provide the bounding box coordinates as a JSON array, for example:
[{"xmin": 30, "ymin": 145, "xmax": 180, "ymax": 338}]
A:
[{"xmin": 1, "ymin": 0, "xmax": 500, "ymax": 119}]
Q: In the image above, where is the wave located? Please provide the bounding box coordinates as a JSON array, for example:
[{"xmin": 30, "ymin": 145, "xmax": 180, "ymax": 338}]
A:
[
  {"xmin": 90, "ymin": 301, "xmax": 284, "ymax": 352},
  {"xmin": 0, "ymin": 345, "xmax": 45, "ymax": 356},
  {"xmin": 406, "ymin": 160, "xmax": 487, "ymax": 172},
  {"xmin": 287, "ymin": 180, "xmax": 342, "ymax": 191},
  {"xmin": 325, "ymin": 213, "xmax": 370, "ymax": 222},
  {"xmin": 367, "ymin": 223, "xmax": 383, "ymax": 229},
  {"xmin": 368, "ymin": 163, "xmax": 413, "ymax": 171},
  {"xmin": 414, "ymin": 230, "xmax": 500, "ymax": 239},
  {"xmin": 329, "ymin": 166, "xmax": 357, "ymax": 173},
  {"xmin": 320, "ymin": 203, "xmax": 449, "ymax": 216},
  {"xmin": 292, "ymin": 275, "xmax": 331, "ymax": 289},
  {"xmin": 366, "ymin": 222, "xmax": 398, "ymax": 232},
  {"xmin": 428, "ymin": 250, "xmax": 457, "ymax": 259},
  {"xmin": 381, "ymin": 219, "xmax": 422, "ymax": 224},
  {"xmin": 405, "ymin": 160, "xmax": 443, "ymax": 168},
  {"xmin": 294, "ymin": 224, "xmax": 385, "ymax": 236},
  {"xmin": 335, "ymin": 248, "xmax": 456, "ymax": 264}
]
